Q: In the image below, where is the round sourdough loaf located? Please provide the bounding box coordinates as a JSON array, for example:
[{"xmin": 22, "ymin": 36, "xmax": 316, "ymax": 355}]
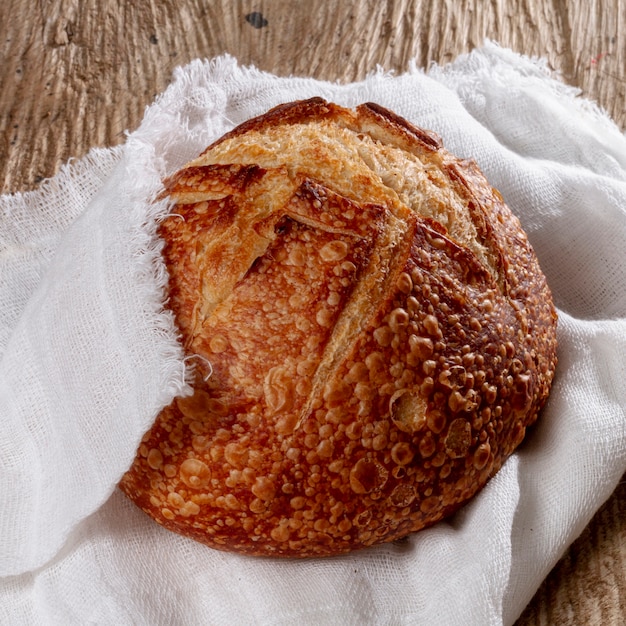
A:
[{"xmin": 119, "ymin": 98, "xmax": 558, "ymax": 557}]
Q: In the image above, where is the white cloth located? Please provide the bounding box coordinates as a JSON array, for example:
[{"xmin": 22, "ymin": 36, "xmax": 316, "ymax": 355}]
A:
[{"xmin": 1, "ymin": 42, "xmax": 625, "ymax": 626}]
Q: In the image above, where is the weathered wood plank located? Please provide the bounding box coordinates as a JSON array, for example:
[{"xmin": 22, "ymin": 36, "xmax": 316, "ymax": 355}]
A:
[
  {"xmin": 0, "ymin": 2, "xmax": 624, "ymax": 624},
  {"xmin": 1, "ymin": 0, "xmax": 624, "ymax": 193}
]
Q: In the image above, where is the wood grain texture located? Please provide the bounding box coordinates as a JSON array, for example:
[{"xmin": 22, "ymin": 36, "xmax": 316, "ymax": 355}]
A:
[
  {"xmin": 1, "ymin": 1, "xmax": 625, "ymax": 624},
  {"xmin": 2, "ymin": 0, "xmax": 624, "ymax": 194}
]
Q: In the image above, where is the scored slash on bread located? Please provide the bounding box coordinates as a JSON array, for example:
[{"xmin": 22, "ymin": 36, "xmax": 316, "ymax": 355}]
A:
[{"xmin": 120, "ymin": 98, "xmax": 557, "ymax": 557}]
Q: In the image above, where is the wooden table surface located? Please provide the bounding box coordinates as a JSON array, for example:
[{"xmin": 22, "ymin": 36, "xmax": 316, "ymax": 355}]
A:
[{"xmin": 2, "ymin": 1, "xmax": 625, "ymax": 624}]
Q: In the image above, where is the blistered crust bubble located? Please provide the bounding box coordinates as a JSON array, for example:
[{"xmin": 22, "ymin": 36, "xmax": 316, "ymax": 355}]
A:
[{"xmin": 119, "ymin": 98, "xmax": 558, "ymax": 557}]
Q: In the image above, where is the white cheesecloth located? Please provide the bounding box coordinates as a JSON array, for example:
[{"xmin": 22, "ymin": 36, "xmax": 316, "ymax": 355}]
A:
[{"xmin": 1, "ymin": 42, "xmax": 625, "ymax": 625}]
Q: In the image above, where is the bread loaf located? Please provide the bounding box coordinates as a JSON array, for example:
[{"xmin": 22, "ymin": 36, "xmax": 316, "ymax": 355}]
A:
[{"xmin": 119, "ymin": 98, "xmax": 558, "ymax": 557}]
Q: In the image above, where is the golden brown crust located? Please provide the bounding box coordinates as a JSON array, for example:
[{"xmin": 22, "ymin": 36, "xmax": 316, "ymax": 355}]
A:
[{"xmin": 120, "ymin": 98, "xmax": 558, "ymax": 557}]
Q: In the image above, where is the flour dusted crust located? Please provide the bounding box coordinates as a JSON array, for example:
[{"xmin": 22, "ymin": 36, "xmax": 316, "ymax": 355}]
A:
[{"xmin": 120, "ymin": 98, "xmax": 558, "ymax": 557}]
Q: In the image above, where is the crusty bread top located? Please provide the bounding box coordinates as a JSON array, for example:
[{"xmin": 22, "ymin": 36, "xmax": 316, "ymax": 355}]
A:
[
  {"xmin": 188, "ymin": 99, "xmax": 498, "ymax": 279},
  {"xmin": 120, "ymin": 98, "xmax": 557, "ymax": 557}
]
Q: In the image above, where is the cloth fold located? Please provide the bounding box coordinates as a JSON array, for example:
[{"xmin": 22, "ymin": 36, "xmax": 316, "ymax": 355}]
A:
[{"xmin": 1, "ymin": 42, "xmax": 625, "ymax": 625}]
